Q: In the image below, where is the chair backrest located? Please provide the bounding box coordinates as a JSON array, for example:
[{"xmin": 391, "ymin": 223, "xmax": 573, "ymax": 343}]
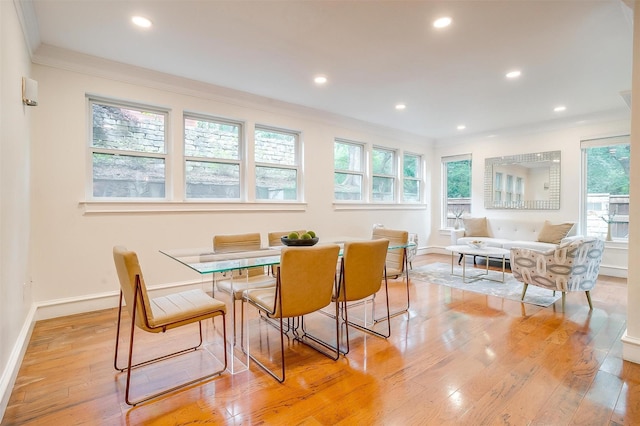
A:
[
  {"xmin": 561, "ymin": 238, "xmax": 605, "ymax": 291},
  {"xmin": 372, "ymin": 228, "xmax": 409, "ymax": 275},
  {"xmin": 213, "ymin": 232, "xmax": 264, "ymax": 277},
  {"xmin": 275, "ymin": 244, "xmax": 340, "ymax": 318},
  {"xmin": 213, "ymin": 232, "xmax": 262, "ymax": 252},
  {"xmin": 113, "ymin": 246, "xmax": 155, "ymax": 332},
  {"xmin": 268, "ymin": 230, "xmax": 306, "ymax": 247},
  {"xmin": 337, "ymin": 239, "xmax": 389, "ymax": 302}
]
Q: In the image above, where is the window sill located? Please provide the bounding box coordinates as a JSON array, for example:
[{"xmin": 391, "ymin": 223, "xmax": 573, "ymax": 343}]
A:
[
  {"xmin": 333, "ymin": 202, "xmax": 427, "ymax": 211},
  {"xmin": 79, "ymin": 201, "xmax": 307, "ymax": 214}
]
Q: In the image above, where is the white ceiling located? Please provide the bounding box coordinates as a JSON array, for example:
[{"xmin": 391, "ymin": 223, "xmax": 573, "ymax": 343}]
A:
[{"xmin": 22, "ymin": 0, "xmax": 634, "ymax": 139}]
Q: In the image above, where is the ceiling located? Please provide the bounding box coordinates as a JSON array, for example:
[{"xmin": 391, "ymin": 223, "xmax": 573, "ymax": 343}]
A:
[{"xmin": 21, "ymin": 0, "xmax": 634, "ymax": 139}]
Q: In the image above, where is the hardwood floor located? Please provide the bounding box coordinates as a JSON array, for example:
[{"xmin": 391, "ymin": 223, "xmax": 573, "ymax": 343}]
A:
[{"xmin": 3, "ymin": 254, "xmax": 637, "ymax": 425}]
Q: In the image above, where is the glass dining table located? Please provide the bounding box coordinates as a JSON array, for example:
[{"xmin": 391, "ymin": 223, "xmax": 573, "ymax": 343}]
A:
[{"xmin": 160, "ymin": 237, "xmax": 415, "ymax": 373}]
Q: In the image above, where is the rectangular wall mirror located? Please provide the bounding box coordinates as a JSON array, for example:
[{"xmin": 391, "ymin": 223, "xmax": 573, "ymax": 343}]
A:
[{"xmin": 484, "ymin": 150, "xmax": 561, "ymax": 210}]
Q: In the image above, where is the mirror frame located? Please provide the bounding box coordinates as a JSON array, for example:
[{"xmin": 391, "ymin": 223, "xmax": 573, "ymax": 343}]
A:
[{"xmin": 484, "ymin": 150, "xmax": 561, "ymax": 210}]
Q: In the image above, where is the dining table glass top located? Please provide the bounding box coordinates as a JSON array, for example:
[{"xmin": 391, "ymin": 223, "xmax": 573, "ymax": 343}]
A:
[
  {"xmin": 160, "ymin": 248, "xmax": 282, "ymax": 274},
  {"xmin": 160, "ymin": 237, "xmax": 415, "ymax": 275}
]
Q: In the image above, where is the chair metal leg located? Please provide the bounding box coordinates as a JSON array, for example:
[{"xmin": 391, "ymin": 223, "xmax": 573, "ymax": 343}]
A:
[
  {"xmin": 297, "ymin": 273, "xmax": 342, "ymax": 360},
  {"xmin": 297, "ymin": 310, "xmax": 341, "ymax": 361},
  {"xmin": 345, "ymin": 272, "xmax": 391, "ymax": 344},
  {"xmin": 114, "ymin": 287, "xmax": 228, "ymax": 406},
  {"xmin": 248, "ymin": 313, "xmax": 286, "ymax": 383},
  {"xmin": 375, "ymin": 249, "xmax": 410, "ymax": 323},
  {"xmin": 585, "ymin": 291, "xmax": 593, "ymax": 310},
  {"xmin": 562, "ymin": 292, "xmax": 566, "ymax": 311},
  {"xmin": 520, "ymin": 283, "xmax": 528, "ymax": 301},
  {"xmin": 114, "ymin": 291, "xmax": 203, "ymax": 372}
]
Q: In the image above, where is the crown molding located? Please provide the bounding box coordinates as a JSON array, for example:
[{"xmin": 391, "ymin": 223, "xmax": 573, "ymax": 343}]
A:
[
  {"xmin": 433, "ymin": 108, "xmax": 631, "ymax": 147},
  {"xmin": 13, "ymin": 0, "xmax": 40, "ymax": 58},
  {"xmin": 31, "ymin": 44, "xmax": 431, "ymax": 145}
]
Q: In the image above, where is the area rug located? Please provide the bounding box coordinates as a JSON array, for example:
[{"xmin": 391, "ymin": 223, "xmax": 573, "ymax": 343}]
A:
[{"xmin": 410, "ymin": 262, "xmax": 561, "ymax": 307}]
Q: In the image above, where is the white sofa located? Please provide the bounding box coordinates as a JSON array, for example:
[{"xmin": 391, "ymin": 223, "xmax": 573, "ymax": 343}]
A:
[{"xmin": 450, "ymin": 217, "xmax": 578, "ymax": 259}]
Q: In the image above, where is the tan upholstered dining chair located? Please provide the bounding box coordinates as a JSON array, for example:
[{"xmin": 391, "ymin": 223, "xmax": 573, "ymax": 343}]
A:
[
  {"xmin": 244, "ymin": 244, "xmax": 341, "ymax": 382},
  {"xmin": 372, "ymin": 227, "xmax": 409, "ymax": 278},
  {"xmin": 334, "ymin": 239, "xmax": 390, "ymax": 354},
  {"xmin": 213, "ymin": 233, "xmax": 276, "ymax": 342},
  {"xmin": 112, "ymin": 246, "xmax": 227, "ymax": 406},
  {"xmin": 372, "ymin": 227, "xmax": 410, "ymax": 316}
]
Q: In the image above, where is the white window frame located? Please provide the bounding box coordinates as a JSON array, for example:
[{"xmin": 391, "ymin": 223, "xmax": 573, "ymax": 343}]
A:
[
  {"xmin": 87, "ymin": 97, "xmax": 169, "ymax": 201},
  {"xmin": 183, "ymin": 113, "xmax": 244, "ymax": 201},
  {"xmin": 402, "ymin": 152, "xmax": 423, "ymax": 203},
  {"xmin": 580, "ymin": 134, "xmax": 630, "ymax": 242},
  {"xmin": 442, "ymin": 154, "xmax": 472, "ymax": 228},
  {"xmin": 334, "ymin": 138, "xmax": 366, "ymax": 202},
  {"xmin": 505, "ymin": 174, "xmax": 513, "ymax": 203},
  {"xmin": 254, "ymin": 125, "xmax": 301, "ymax": 202},
  {"xmin": 372, "ymin": 146, "xmax": 397, "ymax": 202},
  {"xmin": 515, "ymin": 177, "xmax": 523, "ymax": 202}
]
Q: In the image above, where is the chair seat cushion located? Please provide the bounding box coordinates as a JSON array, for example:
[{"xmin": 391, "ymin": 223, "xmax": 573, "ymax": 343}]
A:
[
  {"xmin": 217, "ymin": 275, "xmax": 276, "ymax": 300},
  {"xmin": 245, "ymin": 288, "xmax": 276, "ymax": 314},
  {"xmin": 149, "ymin": 289, "xmax": 226, "ymax": 329}
]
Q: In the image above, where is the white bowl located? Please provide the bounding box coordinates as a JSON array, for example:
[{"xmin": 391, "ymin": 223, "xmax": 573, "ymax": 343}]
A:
[{"xmin": 467, "ymin": 241, "xmax": 486, "ymax": 249}]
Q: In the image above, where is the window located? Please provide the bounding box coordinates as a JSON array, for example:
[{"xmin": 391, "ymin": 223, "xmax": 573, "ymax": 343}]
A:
[
  {"xmin": 403, "ymin": 153, "xmax": 422, "ymax": 202},
  {"xmin": 506, "ymin": 174, "xmax": 513, "ymax": 203},
  {"xmin": 372, "ymin": 147, "xmax": 396, "ymax": 201},
  {"xmin": 184, "ymin": 115, "xmax": 242, "ymax": 199},
  {"xmin": 494, "ymin": 172, "xmax": 503, "ymax": 202},
  {"xmin": 334, "ymin": 139, "xmax": 364, "ymax": 201},
  {"xmin": 442, "ymin": 154, "xmax": 471, "ymax": 228},
  {"xmin": 515, "ymin": 177, "xmax": 523, "ymax": 202},
  {"xmin": 254, "ymin": 127, "xmax": 300, "ymax": 200},
  {"xmin": 581, "ymin": 135, "xmax": 630, "ymax": 241},
  {"xmin": 90, "ymin": 99, "xmax": 168, "ymax": 198}
]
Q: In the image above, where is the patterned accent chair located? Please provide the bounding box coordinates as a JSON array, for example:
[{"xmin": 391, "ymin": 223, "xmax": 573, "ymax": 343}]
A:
[{"xmin": 510, "ymin": 238, "xmax": 604, "ymax": 310}]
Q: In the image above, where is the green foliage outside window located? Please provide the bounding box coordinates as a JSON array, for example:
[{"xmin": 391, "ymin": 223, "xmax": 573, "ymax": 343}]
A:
[
  {"xmin": 586, "ymin": 145, "xmax": 630, "ymax": 195},
  {"xmin": 447, "ymin": 159, "xmax": 471, "ymax": 198}
]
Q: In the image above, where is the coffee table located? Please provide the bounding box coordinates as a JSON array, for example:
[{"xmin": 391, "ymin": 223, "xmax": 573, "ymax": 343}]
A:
[{"xmin": 445, "ymin": 245, "xmax": 510, "ymax": 283}]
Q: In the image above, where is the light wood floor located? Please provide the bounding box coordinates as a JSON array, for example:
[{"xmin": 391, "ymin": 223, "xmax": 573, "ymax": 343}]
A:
[{"xmin": 3, "ymin": 254, "xmax": 637, "ymax": 425}]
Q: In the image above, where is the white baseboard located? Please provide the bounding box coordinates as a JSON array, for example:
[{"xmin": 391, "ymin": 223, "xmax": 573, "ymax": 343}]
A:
[
  {"xmin": 622, "ymin": 330, "xmax": 640, "ymax": 363},
  {"xmin": 0, "ymin": 304, "xmax": 37, "ymax": 422}
]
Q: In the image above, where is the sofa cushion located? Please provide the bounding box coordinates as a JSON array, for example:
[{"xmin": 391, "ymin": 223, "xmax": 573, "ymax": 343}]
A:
[
  {"xmin": 537, "ymin": 220, "xmax": 574, "ymax": 244},
  {"xmin": 463, "ymin": 217, "xmax": 490, "ymax": 237}
]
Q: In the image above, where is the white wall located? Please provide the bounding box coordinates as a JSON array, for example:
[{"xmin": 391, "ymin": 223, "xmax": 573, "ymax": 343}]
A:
[
  {"xmin": 29, "ymin": 55, "xmax": 433, "ymax": 314},
  {"xmin": 430, "ymin": 117, "xmax": 631, "ymax": 276},
  {"xmin": 1, "ymin": 0, "xmax": 34, "ymax": 418}
]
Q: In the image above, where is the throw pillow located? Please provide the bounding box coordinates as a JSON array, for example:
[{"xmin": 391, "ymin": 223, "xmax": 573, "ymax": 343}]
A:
[
  {"xmin": 537, "ymin": 220, "xmax": 574, "ymax": 244},
  {"xmin": 463, "ymin": 217, "xmax": 489, "ymax": 237}
]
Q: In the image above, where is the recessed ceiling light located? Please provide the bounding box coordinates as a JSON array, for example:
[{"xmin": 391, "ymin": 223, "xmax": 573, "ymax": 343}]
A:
[
  {"xmin": 506, "ymin": 70, "xmax": 521, "ymax": 79},
  {"xmin": 314, "ymin": 75, "xmax": 328, "ymax": 85},
  {"xmin": 554, "ymin": 105, "xmax": 566, "ymax": 112},
  {"xmin": 433, "ymin": 17, "xmax": 452, "ymax": 28},
  {"xmin": 395, "ymin": 104, "xmax": 406, "ymax": 110},
  {"xmin": 457, "ymin": 125, "xmax": 466, "ymax": 130},
  {"xmin": 132, "ymin": 16, "xmax": 152, "ymax": 28}
]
